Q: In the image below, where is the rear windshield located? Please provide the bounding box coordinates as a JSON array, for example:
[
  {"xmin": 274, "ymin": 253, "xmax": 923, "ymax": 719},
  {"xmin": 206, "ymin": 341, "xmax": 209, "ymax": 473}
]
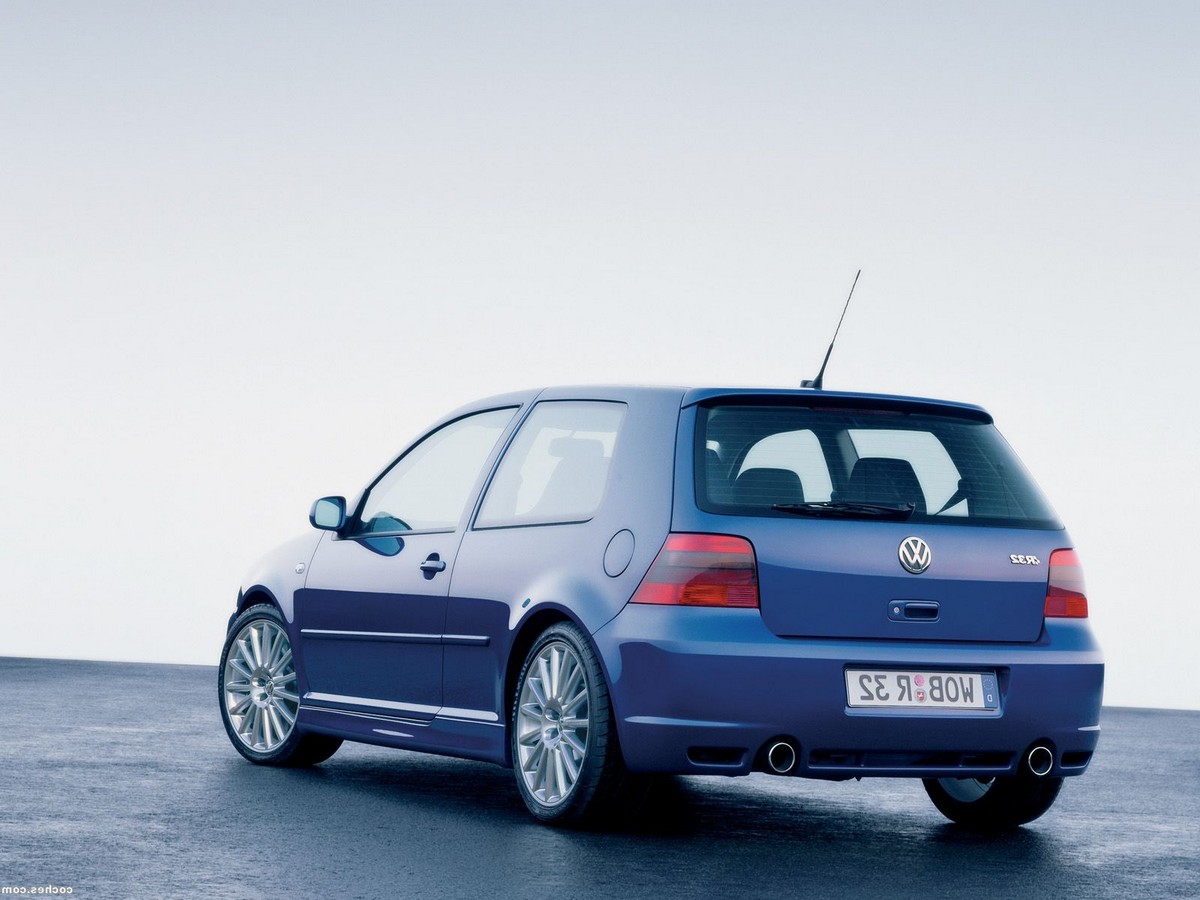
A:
[{"xmin": 696, "ymin": 403, "xmax": 1061, "ymax": 529}]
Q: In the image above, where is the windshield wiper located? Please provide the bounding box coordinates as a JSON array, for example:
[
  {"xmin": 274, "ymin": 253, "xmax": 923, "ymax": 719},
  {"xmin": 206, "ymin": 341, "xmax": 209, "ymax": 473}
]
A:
[{"xmin": 770, "ymin": 501, "xmax": 915, "ymax": 521}]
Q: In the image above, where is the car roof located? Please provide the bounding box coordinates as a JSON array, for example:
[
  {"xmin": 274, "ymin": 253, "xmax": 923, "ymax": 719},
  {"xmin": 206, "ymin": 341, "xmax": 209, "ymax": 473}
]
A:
[{"xmin": 455, "ymin": 385, "xmax": 992, "ymax": 424}]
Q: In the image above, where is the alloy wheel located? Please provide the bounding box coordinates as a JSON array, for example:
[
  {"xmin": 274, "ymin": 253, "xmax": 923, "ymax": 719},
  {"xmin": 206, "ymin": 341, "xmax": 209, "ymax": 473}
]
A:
[
  {"xmin": 938, "ymin": 777, "xmax": 995, "ymax": 803},
  {"xmin": 222, "ymin": 618, "xmax": 299, "ymax": 753},
  {"xmin": 515, "ymin": 640, "xmax": 590, "ymax": 807}
]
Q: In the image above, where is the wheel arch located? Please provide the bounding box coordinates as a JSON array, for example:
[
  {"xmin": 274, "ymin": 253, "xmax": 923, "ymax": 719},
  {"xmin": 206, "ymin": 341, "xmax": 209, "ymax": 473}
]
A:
[
  {"xmin": 502, "ymin": 605, "xmax": 599, "ymax": 767},
  {"xmin": 230, "ymin": 586, "xmax": 282, "ymax": 630}
]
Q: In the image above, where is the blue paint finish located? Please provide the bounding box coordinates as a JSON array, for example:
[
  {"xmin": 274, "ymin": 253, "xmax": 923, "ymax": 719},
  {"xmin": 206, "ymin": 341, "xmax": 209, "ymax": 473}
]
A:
[
  {"xmin": 440, "ymin": 594, "xmax": 512, "ymax": 721},
  {"xmin": 458, "ymin": 390, "xmax": 679, "ymax": 626},
  {"xmin": 227, "ymin": 384, "xmax": 1104, "ymax": 792},
  {"xmin": 299, "ymin": 704, "xmax": 507, "ymax": 766},
  {"xmin": 680, "ymin": 386, "xmax": 992, "ymax": 421},
  {"xmin": 236, "ymin": 531, "xmax": 323, "ymax": 622},
  {"xmin": 594, "ymin": 606, "xmax": 1102, "ymax": 777},
  {"xmin": 732, "ymin": 519, "xmax": 1056, "ymax": 642},
  {"xmin": 294, "ymin": 586, "xmax": 446, "ymax": 717},
  {"xmin": 446, "ymin": 387, "xmax": 682, "ymax": 729},
  {"xmin": 603, "ymin": 529, "xmax": 636, "ymax": 577},
  {"xmin": 297, "ymin": 529, "xmax": 460, "ymax": 718}
]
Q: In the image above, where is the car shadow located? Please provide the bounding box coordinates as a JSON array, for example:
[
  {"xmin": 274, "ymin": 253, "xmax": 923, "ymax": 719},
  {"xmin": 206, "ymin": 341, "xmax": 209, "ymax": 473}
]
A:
[
  {"xmin": 258, "ymin": 749, "xmax": 1061, "ymax": 849},
  {"xmin": 210, "ymin": 749, "xmax": 1095, "ymax": 897}
]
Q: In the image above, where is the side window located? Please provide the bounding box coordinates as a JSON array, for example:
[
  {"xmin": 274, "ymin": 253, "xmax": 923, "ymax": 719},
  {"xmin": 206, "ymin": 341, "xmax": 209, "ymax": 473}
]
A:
[
  {"xmin": 475, "ymin": 401, "xmax": 626, "ymax": 528},
  {"xmin": 737, "ymin": 429, "xmax": 834, "ymax": 502},
  {"xmin": 848, "ymin": 429, "xmax": 966, "ymax": 516},
  {"xmin": 355, "ymin": 408, "xmax": 516, "ymax": 534}
]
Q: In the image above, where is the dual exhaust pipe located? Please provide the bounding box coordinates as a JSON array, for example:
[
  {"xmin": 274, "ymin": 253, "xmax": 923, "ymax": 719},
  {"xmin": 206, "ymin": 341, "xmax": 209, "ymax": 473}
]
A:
[{"xmin": 761, "ymin": 740, "xmax": 1055, "ymax": 778}]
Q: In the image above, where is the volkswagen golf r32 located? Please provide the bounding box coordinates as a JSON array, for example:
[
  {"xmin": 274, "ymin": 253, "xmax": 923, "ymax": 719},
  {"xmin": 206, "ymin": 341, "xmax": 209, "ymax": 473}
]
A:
[{"xmin": 219, "ymin": 386, "xmax": 1103, "ymax": 829}]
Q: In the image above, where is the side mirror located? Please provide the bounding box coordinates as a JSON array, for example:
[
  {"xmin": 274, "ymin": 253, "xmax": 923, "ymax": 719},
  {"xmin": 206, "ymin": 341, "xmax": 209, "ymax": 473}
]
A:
[{"xmin": 309, "ymin": 496, "xmax": 347, "ymax": 531}]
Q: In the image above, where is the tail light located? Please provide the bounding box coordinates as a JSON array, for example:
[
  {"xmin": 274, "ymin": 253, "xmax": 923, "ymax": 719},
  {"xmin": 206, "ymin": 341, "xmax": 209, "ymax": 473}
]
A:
[
  {"xmin": 631, "ymin": 533, "xmax": 759, "ymax": 608},
  {"xmin": 1045, "ymin": 548, "xmax": 1088, "ymax": 618}
]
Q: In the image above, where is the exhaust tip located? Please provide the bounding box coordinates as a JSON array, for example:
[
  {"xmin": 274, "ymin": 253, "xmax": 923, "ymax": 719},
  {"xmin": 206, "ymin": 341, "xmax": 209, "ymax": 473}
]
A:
[
  {"xmin": 766, "ymin": 741, "xmax": 798, "ymax": 775},
  {"xmin": 1027, "ymin": 745, "xmax": 1054, "ymax": 777}
]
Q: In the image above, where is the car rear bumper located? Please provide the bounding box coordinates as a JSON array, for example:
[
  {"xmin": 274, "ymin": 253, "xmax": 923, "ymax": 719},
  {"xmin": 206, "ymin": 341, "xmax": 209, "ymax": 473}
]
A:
[{"xmin": 593, "ymin": 606, "xmax": 1104, "ymax": 779}]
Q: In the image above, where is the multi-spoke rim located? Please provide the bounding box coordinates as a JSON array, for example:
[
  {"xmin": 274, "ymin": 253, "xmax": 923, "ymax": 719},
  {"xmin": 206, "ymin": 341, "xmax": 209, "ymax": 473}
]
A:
[
  {"xmin": 516, "ymin": 640, "xmax": 589, "ymax": 807},
  {"xmin": 938, "ymin": 777, "xmax": 995, "ymax": 803},
  {"xmin": 222, "ymin": 618, "xmax": 298, "ymax": 754}
]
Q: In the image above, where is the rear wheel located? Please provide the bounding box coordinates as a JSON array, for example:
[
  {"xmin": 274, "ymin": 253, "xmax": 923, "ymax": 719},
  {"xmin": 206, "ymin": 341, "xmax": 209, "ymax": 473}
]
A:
[
  {"xmin": 511, "ymin": 622, "xmax": 643, "ymax": 826},
  {"xmin": 218, "ymin": 604, "xmax": 341, "ymax": 767},
  {"xmin": 923, "ymin": 773, "xmax": 1063, "ymax": 829}
]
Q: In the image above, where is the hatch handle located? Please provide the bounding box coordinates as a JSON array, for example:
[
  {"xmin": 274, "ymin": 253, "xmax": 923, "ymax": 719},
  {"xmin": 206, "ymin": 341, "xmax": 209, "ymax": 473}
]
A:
[{"xmin": 887, "ymin": 600, "xmax": 940, "ymax": 622}]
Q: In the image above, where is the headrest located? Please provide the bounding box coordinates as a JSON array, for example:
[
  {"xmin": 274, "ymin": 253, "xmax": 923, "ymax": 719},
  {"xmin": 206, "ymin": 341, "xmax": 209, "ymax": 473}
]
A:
[
  {"xmin": 732, "ymin": 467, "xmax": 805, "ymax": 506},
  {"xmin": 844, "ymin": 457, "xmax": 926, "ymax": 514}
]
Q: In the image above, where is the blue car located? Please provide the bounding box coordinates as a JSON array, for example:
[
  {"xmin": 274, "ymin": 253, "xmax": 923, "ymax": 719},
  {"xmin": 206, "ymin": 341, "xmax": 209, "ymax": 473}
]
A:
[{"xmin": 218, "ymin": 385, "xmax": 1103, "ymax": 829}]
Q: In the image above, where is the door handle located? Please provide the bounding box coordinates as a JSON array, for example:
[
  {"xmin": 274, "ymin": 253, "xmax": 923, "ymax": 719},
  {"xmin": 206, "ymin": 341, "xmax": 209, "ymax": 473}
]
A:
[{"xmin": 420, "ymin": 555, "xmax": 447, "ymax": 574}]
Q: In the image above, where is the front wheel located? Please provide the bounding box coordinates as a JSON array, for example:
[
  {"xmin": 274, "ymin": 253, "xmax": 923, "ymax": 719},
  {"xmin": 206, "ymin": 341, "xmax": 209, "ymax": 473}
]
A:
[
  {"xmin": 923, "ymin": 773, "xmax": 1064, "ymax": 829},
  {"xmin": 511, "ymin": 622, "xmax": 644, "ymax": 827},
  {"xmin": 218, "ymin": 604, "xmax": 341, "ymax": 767}
]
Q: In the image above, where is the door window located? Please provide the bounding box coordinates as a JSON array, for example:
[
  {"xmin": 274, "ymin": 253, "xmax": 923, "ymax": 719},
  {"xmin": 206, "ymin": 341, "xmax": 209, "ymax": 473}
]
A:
[
  {"xmin": 476, "ymin": 401, "xmax": 626, "ymax": 528},
  {"xmin": 354, "ymin": 408, "xmax": 516, "ymax": 534}
]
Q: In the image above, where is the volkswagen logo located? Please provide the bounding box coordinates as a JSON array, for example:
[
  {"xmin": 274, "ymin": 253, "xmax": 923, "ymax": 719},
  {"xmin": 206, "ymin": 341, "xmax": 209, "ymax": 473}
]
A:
[{"xmin": 898, "ymin": 536, "xmax": 932, "ymax": 574}]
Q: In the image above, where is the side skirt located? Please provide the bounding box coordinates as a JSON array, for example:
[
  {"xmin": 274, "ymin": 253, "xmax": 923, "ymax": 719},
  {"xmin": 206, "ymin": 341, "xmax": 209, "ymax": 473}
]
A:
[{"xmin": 297, "ymin": 703, "xmax": 508, "ymax": 766}]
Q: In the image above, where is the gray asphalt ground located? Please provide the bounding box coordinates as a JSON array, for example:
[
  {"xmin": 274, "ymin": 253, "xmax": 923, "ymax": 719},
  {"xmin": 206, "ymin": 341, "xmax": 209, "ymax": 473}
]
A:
[{"xmin": 0, "ymin": 658, "xmax": 1196, "ymax": 900}]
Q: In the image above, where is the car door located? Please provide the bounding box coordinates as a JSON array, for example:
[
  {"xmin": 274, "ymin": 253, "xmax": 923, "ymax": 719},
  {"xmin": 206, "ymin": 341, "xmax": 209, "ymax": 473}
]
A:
[{"xmin": 296, "ymin": 407, "xmax": 517, "ymax": 721}]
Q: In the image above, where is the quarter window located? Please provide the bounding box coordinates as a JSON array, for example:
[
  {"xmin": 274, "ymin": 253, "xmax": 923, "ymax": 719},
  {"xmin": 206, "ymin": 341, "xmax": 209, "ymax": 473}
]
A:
[
  {"xmin": 355, "ymin": 408, "xmax": 515, "ymax": 534},
  {"xmin": 476, "ymin": 401, "xmax": 626, "ymax": 528}
]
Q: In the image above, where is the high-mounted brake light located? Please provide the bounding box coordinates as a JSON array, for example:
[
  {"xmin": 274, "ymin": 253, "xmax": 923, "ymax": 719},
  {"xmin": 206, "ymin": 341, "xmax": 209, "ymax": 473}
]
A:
[
  {"xmin": 631, "ymin": 533, "xmax": 759, "ymax": 608},
  {"xmin": 1045, "ymin": 548, "xmax": 1088, "ymax": 618}
]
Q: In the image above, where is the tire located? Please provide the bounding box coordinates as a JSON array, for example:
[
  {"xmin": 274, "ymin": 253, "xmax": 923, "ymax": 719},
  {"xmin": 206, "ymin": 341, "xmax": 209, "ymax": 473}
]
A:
[
  {"xmin": 511, "ymin": 622, "xmax": 644, "ymax": 827},
  {"xmin": 218, "ymin": 604, "xmax": 341, "ymax": 767},
  {"xmin": 923, "ymin": 772, "xmax": 1064, "ymax": 829}
]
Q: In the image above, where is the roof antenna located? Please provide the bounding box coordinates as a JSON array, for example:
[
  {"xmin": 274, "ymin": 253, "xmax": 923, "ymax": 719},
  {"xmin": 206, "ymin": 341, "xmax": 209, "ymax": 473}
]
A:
[{"xmin": 802, "ymin": 269, "xmax": 861, "ymax": 390}]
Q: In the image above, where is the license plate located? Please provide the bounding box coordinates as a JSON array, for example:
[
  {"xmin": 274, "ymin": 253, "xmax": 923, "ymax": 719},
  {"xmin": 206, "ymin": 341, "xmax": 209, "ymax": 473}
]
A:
[{"xmin": 845, "ymin": 669, "xmax": 999, "ymax": 710}]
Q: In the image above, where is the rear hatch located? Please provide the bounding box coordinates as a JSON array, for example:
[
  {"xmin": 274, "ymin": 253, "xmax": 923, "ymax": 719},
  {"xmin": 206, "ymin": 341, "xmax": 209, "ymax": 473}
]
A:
[
  {"xmin": 749, "ymin": 520, "xmax": 1060, "ymax": 641},
  {"xmin": 688, "ymin": 393, "xmax": 1066, "ymax": 643}
]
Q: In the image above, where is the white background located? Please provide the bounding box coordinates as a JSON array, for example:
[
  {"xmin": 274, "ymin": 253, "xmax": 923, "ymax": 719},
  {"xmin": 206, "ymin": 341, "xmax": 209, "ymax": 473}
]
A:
[{"xmin": 2, "ymin": 2, "xmax": 1196, "ymax": 709}]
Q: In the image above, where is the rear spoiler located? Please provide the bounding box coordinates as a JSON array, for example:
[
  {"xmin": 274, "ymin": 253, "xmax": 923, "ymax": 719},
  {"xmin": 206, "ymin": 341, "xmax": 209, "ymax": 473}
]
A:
[{"xmin": 680, "ymin": 388, "xmax": 993, "ymax": 424}]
